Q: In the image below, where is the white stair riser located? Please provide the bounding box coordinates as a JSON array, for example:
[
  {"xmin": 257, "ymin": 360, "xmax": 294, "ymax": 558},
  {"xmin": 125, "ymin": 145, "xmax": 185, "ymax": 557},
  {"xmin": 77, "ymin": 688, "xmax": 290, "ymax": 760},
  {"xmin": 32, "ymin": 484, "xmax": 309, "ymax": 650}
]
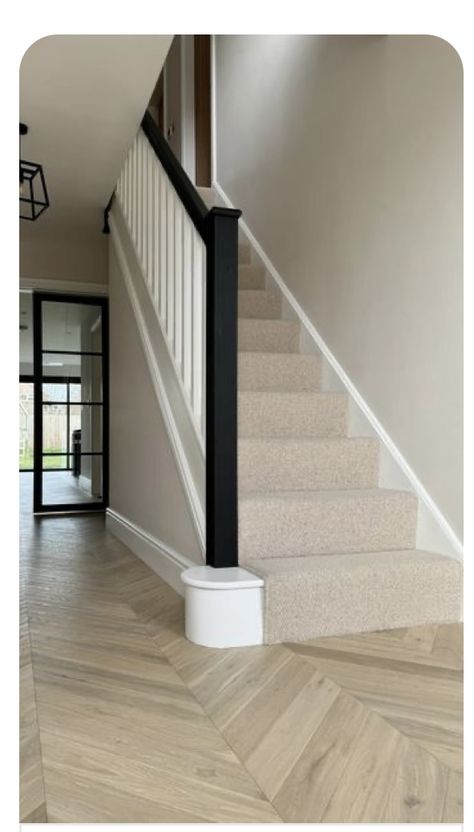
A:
[
  {"xmin": 238, "ymin": 352, "xmax": 322, "ymax": 391},
  {"xmin": 238, "ymin": 289, "xmax": 281, "ymax": 319},
  {"xmin": 239, "ymin": 438, "xmax": 379, "ymax": 492},
  {"xmin": 239, "ymin": 491, "xmax": 418, "ymax": 560},
  {"xmin": 239, "ymin": 392, "xmax": 347, "ymax": 437},
  {"xmin": 239, "ymin": 319, "xmax": 300, "ymax": 352},
  {"xmin": 239, "ymin": 244, "xmax": 252, "ymax": 265},
  {"xmin": 238, "ymin": 264, "xmax": 266, "ymax": 290}
]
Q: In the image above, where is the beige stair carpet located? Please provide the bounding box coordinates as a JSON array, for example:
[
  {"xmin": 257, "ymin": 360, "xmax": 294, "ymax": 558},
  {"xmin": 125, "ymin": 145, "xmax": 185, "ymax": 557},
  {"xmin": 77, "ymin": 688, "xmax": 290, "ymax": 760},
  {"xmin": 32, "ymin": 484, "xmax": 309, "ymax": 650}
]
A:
[
  {"xmin": 247, "ymin": 551, "xmax": 462, "ymax": 644},
  {"xmin": 232, "ymin": 224, "xmax": 463, "ymax": 643}
]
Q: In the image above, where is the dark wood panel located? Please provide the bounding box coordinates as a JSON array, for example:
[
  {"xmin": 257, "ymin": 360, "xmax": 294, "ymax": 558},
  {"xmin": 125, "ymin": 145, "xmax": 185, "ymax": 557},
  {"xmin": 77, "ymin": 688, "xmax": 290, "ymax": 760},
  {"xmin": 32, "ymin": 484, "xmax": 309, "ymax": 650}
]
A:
[{"xmin": 194, "ymin": 35, "xmax": 211, "ymax": 187}]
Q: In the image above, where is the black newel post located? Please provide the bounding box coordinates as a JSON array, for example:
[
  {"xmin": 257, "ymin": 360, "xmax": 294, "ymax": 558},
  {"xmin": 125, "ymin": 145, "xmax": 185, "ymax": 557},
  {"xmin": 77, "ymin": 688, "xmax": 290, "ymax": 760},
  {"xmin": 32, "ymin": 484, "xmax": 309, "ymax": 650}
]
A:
[{"xmin": 205, "ymin": 206, "xmax": 242, "ymax": 568}]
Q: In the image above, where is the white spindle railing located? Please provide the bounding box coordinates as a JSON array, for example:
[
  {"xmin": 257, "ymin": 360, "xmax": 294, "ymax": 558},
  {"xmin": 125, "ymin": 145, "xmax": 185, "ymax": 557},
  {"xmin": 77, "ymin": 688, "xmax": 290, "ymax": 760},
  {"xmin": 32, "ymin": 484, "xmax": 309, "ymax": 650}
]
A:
[{"xmin": 116, "ymin": 128, "xmax": 206, "ymax": 443}]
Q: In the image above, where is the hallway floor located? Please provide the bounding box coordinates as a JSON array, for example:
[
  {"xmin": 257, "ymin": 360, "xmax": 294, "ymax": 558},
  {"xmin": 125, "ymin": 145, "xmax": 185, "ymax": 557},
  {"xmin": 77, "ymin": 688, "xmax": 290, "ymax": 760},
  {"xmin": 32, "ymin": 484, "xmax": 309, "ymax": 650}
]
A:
[
  {"xmin": 20, "ymin": 485, "xmax": 463, "ymax": 823},
  {"xmin": 21, "ymin": 471, "xmax": 100, "ymax": 506}
]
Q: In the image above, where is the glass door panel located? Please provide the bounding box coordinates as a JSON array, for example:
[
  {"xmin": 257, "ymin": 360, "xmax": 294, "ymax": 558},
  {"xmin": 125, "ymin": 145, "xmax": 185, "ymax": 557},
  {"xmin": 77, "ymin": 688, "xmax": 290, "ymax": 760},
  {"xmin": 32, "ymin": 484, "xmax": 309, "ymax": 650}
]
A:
[
  {"xmin": 33, "ymin": 293, "xmax": 108, "ymax": 513},
  {"xmin": 42, "ymin": 404, "xmax": 68, "ymax": 460},
  {"xmin": 69, "ymin": 405, "xmax": 103, "ymax": 453},
  {"xmin": 41, "ymin": 301, "xmax": 103, "ymax": 352}
]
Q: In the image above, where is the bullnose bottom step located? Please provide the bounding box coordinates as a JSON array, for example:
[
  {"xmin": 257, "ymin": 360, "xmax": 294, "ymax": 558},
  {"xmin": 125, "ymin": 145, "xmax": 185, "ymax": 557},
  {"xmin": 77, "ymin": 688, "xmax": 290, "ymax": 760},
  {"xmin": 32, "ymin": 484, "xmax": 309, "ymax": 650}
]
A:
[{"xmin": 247, "ymin": 550, "xmax": 462, "ymax": 643}]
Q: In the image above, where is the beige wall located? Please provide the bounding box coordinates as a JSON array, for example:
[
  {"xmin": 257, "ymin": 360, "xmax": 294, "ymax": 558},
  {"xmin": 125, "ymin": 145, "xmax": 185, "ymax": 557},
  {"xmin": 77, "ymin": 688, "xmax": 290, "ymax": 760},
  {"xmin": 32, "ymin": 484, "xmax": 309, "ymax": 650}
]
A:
[
  {"xmin": 20, "ymin": 231, "xmax": 108, "ymax": 284},
  {"xmin": 108, "ymin": 244, "xmax": 202, "ymax": 562},
  {"xmin": 215, "ymin": 35, "xmax": 463, "ymax": 539}
]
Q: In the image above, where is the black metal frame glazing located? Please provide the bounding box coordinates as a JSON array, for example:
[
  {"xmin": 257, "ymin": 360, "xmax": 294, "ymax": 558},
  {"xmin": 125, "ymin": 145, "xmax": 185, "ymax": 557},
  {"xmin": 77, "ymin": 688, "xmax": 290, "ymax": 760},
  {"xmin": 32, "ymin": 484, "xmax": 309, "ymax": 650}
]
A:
[{"xmin": 32, "ymin": 292, "xmax": 109, "ymax": 514}]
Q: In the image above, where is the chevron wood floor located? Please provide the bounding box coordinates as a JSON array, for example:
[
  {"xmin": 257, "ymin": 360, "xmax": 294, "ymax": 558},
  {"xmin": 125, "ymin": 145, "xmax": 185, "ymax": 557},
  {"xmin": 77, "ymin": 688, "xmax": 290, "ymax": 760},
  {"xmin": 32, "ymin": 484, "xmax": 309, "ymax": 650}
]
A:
[{"xmin": 20, "ymin": 480, "xmax": 463, "ymax": 823}]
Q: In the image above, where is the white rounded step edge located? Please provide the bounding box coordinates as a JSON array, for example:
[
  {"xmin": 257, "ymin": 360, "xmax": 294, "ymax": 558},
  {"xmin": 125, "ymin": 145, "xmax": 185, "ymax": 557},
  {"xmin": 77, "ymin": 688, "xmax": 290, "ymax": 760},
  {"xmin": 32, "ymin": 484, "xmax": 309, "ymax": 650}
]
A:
[{"xmin": 182, "ymin": 565, "xmax": 264, "ymax": 648}]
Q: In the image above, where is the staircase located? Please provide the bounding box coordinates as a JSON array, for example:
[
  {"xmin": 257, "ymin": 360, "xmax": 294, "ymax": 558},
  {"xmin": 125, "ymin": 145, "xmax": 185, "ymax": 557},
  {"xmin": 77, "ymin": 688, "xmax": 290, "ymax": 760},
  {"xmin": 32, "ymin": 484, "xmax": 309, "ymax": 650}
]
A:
[
  {"xmin": 232, "ymin": 237, "xmax": 462, "ymax": 644},
  {"xmin": 112, "ymin": 132, "xmax": 462, "ymax": 648}
]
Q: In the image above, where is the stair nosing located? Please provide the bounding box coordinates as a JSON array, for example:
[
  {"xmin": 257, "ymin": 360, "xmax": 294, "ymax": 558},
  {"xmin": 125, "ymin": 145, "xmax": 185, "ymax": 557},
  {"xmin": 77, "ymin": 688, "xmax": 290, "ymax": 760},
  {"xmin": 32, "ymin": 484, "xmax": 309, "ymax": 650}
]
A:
[
  {"xmin": 238, "ymin": 390, "xmax": 347, "ymax": 398},
  {"xmin": 244, "ymin": 549, "xmax": 459, "ymax": 570},
  {"xmin": 238, "ymin": 316, "xmax": 296, "ymax": 322},
  {"xmin": 238, "ymin": 436, "xmax": 377, "ymax": 446},
  {"xmin": 239, "ymin": 487, "xmax": 416, "ymax": 502}
]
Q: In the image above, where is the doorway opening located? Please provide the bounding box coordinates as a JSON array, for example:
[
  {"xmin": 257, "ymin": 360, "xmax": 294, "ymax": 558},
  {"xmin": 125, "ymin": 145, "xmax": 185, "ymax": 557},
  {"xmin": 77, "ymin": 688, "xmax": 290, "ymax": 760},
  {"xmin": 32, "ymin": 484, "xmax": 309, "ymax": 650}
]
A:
[{"xmin": 19, "ymin": 292, "xmax": 109, "ymax": 514}]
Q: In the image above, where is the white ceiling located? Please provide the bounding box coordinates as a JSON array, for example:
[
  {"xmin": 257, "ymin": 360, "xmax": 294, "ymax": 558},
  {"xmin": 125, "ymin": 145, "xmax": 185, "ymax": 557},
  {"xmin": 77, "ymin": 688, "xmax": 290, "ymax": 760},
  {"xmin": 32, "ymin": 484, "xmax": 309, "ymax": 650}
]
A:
[{"xmin": 20, "ymin": 35, "xmax": 172, "ymax": 242}]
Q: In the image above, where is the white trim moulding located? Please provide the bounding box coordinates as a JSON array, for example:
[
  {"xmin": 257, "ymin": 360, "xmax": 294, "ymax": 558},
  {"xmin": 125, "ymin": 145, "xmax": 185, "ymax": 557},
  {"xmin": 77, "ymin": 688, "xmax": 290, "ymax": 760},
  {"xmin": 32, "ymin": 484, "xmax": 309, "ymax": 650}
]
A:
[
  {"xmin": 20, "ymin": 277, "xmax": 108, "ymax": 295},
  {"xmin": 106, "ymin": 508, "xmax": 195, "ymax": 596}
]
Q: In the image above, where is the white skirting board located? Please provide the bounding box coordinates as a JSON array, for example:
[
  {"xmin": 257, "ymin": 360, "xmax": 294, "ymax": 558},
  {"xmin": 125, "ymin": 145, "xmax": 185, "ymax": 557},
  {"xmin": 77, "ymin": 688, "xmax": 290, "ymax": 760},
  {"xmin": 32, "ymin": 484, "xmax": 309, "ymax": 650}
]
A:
[
  {"xmin": 106, "ymin": 508, "xmax": 196, "ymax": 597},
  {"xmin": 212, "ymin": 179, "xmax": 463, "ymax": 564},
  {"xmin": 106, "ymin": 510, "xmax": 265, "ymax": 646}
]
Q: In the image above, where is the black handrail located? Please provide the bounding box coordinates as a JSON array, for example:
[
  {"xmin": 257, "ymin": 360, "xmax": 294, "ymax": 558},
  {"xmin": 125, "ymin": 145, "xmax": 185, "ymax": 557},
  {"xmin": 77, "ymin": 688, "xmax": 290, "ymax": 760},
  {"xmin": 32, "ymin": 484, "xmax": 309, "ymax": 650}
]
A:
[
  {"xmin": 142, "ymin": 110, "xmax": 209, "ymax": 238},
  {"xmin": 102, "ymin": 193, "xmax": 114, "ymax": 234},
  {"xmin": 120, "ymin": 110, "xmax": 242, "ymax": 569}
]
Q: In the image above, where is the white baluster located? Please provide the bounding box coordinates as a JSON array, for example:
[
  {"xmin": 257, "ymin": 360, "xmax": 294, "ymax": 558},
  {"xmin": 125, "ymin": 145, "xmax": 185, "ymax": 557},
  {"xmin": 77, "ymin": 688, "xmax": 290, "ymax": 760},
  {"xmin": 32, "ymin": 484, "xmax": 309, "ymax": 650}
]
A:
[
  {"xmin": 147, "ymin": 145, "xmax": 155, "ymax": 297},
  {"xmin": 121, "ymin": 153, "xmax": 128, "ymax": 223},
  {"xmin": 116, "ymin": 167, "xmax": 122, "ymax": 204},
  {"xmin": 133, "ymin": 136, "xmax": 140, "ymax": 249},
  {"xmin": 174, "ymin": 201, "xmax": 183, "ymax": 368},
  {"xmin": 128, "ymin": 142, "xmax": 134, "ymax": 238},
  {"xmin": 153, "ymin": 162, "xmax": 160, "ymax": 311},
  {"xmin": 137, "ymin": 136, "xmax": 144, "ymax": 267},
  {"xmin": 191, "ymin": 229, "xmax": 204, "ymax": 424},
  {"xmin": 160, "ymin": 171, "xmax": 167, "ymax": 325},
  {"xmin": 182, "ymin": 217, "xmax": 193, "ymax": 400},
  {"xmin": 166, "ymin": 182, "xmax": 175, "ymax": 345},
  {"xmin": 127, "ymin": 145, "xmax": 133, "ymax": 232},
  {"xmin": 141, "ymin": 136, "xmax": 148, "ymax": 279}
]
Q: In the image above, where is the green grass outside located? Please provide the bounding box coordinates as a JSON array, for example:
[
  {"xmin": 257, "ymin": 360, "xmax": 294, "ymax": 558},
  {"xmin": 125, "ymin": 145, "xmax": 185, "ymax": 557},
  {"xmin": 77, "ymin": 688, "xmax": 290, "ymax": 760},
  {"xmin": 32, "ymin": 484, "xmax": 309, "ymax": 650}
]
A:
[{"xmin": 19, "ymin": 449, "xmax": 68, "ymax": 471}]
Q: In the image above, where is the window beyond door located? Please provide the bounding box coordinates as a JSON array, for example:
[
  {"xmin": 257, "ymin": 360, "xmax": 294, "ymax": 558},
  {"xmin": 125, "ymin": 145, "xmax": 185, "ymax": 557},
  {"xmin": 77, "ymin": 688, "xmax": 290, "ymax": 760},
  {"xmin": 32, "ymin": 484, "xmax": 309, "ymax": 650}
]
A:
[{"xmin": 19, "ymin": 381, "xmax": 34, "ymax": 471}]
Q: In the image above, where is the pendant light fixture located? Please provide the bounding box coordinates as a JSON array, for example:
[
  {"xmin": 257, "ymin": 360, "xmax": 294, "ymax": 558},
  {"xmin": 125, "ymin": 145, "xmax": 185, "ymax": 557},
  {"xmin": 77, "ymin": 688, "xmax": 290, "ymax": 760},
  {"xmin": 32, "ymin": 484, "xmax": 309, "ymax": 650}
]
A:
[{"xmin": 20, "ymin": 123, "xmax": 50, "ymax": 220}]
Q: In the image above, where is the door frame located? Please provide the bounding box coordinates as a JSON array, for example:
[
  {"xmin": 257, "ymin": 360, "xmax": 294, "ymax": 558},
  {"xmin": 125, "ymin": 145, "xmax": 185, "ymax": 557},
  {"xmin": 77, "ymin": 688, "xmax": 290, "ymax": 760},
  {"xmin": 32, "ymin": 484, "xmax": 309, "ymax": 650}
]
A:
[{"xmin": 32, "ymin": 291, "xmax": 109, "ymax": 514}]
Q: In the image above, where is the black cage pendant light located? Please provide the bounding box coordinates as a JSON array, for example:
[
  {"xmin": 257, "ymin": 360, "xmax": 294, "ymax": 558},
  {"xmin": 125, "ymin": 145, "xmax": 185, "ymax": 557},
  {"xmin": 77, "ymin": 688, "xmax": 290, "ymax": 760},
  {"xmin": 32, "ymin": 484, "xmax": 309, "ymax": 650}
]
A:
[{"xmin": 20, "ymin": 123, "xmax": 50, "ymax": 220}]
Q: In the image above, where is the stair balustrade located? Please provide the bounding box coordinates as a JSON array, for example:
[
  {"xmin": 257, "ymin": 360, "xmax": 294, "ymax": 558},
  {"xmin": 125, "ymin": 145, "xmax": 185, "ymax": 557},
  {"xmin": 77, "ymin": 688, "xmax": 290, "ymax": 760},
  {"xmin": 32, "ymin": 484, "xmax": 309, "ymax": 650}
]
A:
[{"xmin": 106, "ymin": 110, "xmax": 241, "ymax": 568}]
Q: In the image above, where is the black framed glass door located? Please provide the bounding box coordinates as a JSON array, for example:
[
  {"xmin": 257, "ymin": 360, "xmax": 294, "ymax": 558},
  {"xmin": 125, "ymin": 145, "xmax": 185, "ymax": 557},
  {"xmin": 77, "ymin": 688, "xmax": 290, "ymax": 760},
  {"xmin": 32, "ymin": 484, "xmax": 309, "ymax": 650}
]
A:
[{"xmin": 33, "ymin": 292, "xmax": 109, "ymax": 513}]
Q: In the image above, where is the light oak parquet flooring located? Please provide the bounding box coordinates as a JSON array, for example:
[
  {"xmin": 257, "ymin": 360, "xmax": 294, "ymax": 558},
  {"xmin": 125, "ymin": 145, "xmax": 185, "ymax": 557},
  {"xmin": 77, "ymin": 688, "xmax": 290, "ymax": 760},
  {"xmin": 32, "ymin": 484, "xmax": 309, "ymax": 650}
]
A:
[
  {"xmin": 104, "ymin": 544, "xmax": 463, "ymax": 824},
  {"xmin": 289, "ymin": 632, "xmax": 463, "ymax": 773},
  {"xmin": 20, "ymin": 572, "xmax": 47, "ymax": 823},
  {"xmin": 20, "ymin": 496, "xmax": 281, "ymax": 822},
  {"xmin": 20, "ymin": 479, "xmax": 463, "ymax": 823}
]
